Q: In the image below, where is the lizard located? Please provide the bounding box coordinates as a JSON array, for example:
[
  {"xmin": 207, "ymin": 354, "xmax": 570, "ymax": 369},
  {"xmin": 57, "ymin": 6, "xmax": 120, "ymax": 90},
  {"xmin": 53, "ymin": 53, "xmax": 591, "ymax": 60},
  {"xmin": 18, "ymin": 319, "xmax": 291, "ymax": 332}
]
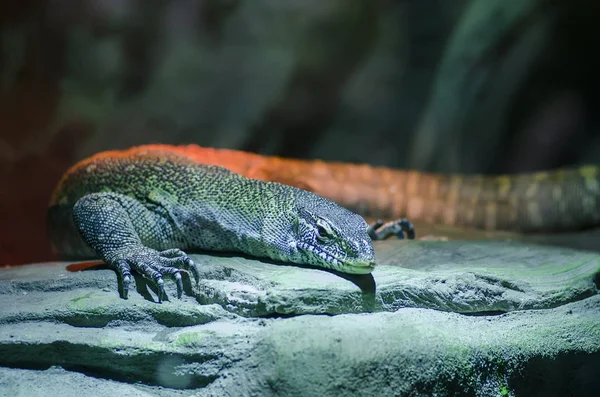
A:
[
  {"xmin": 48, "ymin": 145, "xmax": 415, "ymax": 302},
  {"xmin": 48, "ymin": 144, "xmax": 600, "ymax": 300}
]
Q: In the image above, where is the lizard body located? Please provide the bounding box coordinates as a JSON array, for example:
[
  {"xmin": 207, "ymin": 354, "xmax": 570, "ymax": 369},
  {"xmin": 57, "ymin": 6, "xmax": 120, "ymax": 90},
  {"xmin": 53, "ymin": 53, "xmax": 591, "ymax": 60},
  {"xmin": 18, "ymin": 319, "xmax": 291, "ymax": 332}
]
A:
[
  {"xmin": 108, "ymin": 144, "xmax": 599, "ymax": 233},
  {"xmin": 48, "ymin": 146, "xmax": 379, "ymax": 300}
]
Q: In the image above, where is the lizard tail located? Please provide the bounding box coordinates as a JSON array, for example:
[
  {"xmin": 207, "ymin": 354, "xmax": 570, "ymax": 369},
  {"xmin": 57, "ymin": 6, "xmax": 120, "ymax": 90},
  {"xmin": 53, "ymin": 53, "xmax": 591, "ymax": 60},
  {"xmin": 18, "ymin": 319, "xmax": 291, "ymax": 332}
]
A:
[{"xmin": 265, "ymin": 160, "xmax": 600, "ymax": 233}]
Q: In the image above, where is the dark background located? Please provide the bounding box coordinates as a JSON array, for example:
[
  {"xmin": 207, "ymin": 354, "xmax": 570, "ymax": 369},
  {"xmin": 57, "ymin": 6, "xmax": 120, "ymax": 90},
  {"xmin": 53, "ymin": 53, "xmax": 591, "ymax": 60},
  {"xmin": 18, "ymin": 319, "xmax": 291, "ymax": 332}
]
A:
[{"xmin": 1, "ymin": 0, "xmax": 600, "ymax": 264}]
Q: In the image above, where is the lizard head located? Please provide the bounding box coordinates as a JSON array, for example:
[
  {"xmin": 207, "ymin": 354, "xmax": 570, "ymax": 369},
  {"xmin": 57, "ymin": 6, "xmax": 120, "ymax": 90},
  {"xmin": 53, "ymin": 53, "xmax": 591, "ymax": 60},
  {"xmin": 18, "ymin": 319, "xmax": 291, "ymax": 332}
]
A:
[{"xmin": 292, "ymin": 194, "xmax": 376, "ymax": 274}]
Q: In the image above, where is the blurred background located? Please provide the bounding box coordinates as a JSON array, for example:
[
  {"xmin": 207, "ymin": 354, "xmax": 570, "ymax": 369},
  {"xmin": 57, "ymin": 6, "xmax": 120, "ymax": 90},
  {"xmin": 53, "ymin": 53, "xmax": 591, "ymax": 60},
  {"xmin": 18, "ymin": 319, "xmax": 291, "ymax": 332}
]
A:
[{"xmin": 1, "ymin": 0, "xmax": 600, "ymax": 265}]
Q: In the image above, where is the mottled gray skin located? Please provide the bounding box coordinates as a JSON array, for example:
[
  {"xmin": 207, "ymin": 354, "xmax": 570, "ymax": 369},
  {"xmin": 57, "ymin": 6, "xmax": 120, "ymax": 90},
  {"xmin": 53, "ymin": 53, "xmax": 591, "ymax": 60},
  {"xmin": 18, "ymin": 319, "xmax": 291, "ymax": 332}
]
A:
[{"xmin": 48, "ymin": 150, "xmax": 376, "ymax": 300}]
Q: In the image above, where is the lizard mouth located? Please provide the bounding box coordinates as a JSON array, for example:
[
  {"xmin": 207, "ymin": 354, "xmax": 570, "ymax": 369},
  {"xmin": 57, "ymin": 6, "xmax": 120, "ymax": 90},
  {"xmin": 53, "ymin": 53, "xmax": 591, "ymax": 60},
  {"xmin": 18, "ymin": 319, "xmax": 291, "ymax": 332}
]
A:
[
  {"xmin": 344, "ymin": 261, "xmax": 376, "ymax": 274},
  {"xmin": 297, "ymin": 242, "xmax": 376, "ymax": 274}
]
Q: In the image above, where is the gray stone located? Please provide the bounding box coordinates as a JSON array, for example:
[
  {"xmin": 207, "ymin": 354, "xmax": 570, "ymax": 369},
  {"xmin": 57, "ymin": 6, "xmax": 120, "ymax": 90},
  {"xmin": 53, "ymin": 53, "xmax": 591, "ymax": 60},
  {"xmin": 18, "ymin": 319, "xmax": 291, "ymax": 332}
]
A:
[
  {"xmin": 192, "ymin": 240, "xmax": 599, "ymax": 316},
  {"xmin": 0, "ymin": 366, "xmax": 188, "ymax": 397},
  {"xmin": 0, "ymin": 240, "xmax": 598, "ymax": 396},
  {"xmin": 204, "ymin": 296, "xmax": 600, "ymax": 397}
]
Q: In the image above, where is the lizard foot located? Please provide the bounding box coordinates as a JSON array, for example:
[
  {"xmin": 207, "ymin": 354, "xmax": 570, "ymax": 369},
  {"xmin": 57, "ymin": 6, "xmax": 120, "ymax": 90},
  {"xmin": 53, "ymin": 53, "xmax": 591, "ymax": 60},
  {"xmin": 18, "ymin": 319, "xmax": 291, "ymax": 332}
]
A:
[
  {"xmin": 368, "ymin": 218, "xmax": 416, "ymax": 241},
  {"xmin": 110, "ymin": 247, "xmax": 200, "ymax": 302}
]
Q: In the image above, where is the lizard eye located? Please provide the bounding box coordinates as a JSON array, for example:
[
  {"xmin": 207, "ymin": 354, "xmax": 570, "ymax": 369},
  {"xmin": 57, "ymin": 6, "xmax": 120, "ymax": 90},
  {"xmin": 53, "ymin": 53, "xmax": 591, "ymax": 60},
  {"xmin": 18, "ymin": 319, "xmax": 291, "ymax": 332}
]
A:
[
  {"xmin": 317, "ymin": 225, "xmax": 329, "ymax": 239},
  {"xmin": 316, "ymin": 219, "xmax": 335, "ymax": 241}
]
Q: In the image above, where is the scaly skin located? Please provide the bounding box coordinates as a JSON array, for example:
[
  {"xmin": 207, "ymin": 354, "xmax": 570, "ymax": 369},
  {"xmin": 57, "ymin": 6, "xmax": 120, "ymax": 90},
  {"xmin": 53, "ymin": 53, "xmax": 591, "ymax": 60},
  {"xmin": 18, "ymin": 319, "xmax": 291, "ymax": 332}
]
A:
[
  {"xmin": 48, "ymin": 146, "xmax": 385, "ymax": 301},
  {"xmin": 106, "ymin": 144, "xmax": 600, "ymax": 233}
]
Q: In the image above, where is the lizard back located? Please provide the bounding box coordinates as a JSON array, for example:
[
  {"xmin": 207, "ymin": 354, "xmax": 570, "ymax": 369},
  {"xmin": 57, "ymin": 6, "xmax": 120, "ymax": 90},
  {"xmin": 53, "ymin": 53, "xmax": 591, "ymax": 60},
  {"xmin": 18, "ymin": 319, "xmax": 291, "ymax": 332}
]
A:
[{"xmin": 48, "ymin": 147, "xmax": 296, "ymax": 258}]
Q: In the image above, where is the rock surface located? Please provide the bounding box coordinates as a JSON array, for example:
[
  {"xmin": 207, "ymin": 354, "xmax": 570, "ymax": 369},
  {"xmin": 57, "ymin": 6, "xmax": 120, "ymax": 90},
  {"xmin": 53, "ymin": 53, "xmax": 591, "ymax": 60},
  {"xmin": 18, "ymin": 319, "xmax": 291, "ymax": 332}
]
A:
[{"xmin": 1, "ymin": 240, "xmax": 599, "ymax": 396}]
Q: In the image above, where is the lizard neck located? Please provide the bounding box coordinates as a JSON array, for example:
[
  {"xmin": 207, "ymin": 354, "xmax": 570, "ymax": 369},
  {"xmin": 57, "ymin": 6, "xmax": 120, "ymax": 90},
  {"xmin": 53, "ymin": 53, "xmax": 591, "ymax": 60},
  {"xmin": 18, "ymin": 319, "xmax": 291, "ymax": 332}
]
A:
[
  {"xmin": 179, "ymin": 179, "xmax": 301, "ymax": 262},
  {"xmin": 235, "ymin": 181, "xmax": 300, "ymax": 262}
]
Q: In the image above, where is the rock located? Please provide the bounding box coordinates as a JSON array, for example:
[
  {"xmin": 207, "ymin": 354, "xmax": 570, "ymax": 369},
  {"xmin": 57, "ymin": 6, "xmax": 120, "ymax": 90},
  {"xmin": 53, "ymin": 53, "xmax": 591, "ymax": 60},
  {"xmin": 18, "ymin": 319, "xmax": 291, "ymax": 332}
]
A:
[
  {"xmin": 0, "ymin": 366, "xmax": 186, "ymax": 397},
  {"xmin": 192, "ymin": 241, "xmax": 600, "ymax": 316},
  {"xmin": 0, "ymin": 240, "xmax": 598, "ymax": 395},
  {"xmin": 204, "ymin": 296, "xmax": 600, "ymax": 397}
]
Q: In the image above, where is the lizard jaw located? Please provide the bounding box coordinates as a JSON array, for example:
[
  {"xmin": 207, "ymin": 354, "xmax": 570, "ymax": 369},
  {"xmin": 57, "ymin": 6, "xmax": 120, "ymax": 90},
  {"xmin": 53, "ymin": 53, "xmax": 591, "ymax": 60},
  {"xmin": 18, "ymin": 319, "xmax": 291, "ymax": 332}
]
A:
[{"xmin": 344, "ymin": 262, "xmax": 376, "ymax": 274}]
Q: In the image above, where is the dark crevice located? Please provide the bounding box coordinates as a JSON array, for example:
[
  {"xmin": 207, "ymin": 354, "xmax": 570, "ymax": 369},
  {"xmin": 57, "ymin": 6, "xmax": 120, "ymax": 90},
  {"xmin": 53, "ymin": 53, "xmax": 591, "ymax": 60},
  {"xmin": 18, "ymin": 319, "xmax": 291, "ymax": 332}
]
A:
[
  {"xmin": 548, "ymin": 290, "xmax": 600, "ymax": 309},
  {"xmin": 0, "ymin": 342, "xmax": 220, "ymax": 389},
  {"xmin": 420, "ymin": 350, "xmax": 600, "ymax": 397},
  {"xmin": 255, "ymin": 310, "xmax": 350, "ymax": 320},
  {"xmin": 220, "ymin": 305, "xmax": 509, "ymax": 320},
  {"xmin": 254, "ymin": 312, "xmax": 328, "ymax": 320},
  {"xmin": 507, "ymin": 350, "xmax": 600, "ymax": 397},
  {"xmin": 459, "ymin": 310, "xmax": 508, "ymax": 317}
]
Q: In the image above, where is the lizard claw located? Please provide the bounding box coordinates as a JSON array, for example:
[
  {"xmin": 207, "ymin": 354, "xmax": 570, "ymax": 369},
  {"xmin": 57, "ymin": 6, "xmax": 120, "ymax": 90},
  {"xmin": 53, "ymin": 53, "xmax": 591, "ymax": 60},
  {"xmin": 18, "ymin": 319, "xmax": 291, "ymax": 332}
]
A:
[
  {"xmin": 368, "ymin": 218, "xmax": 416, "ymax": 240},
  {"xmin": 122, "ymin": 274, "xmax": 131, "ymax": 300},
  {"xmin": 174, "ymin": 272, "xmax": 183, "ymax": 299},
  {"xmin": 186, "ymin": 258, "xmax": 201, "ymax": 285},
  {"xmin": 155, "ymin": 277, "xmax": 166, "ymax": 303},
  {"xmin": 115, "ymin": 260, "xmax": 132, "ymax": 299}
]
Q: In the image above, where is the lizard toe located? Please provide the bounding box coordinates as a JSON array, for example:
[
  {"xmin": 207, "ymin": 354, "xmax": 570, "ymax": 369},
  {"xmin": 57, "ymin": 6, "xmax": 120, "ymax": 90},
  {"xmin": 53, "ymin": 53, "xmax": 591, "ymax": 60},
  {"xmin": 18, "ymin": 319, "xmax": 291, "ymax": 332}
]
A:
[
  {"xmin": 181, "ymin": 257, "xmax": 200, "ymax": 285},
  {"xmin": 188, "ymin": 259, "xmax": 201, "ymax": 285},
  {"xmin": 174, "ymin": 272, "xmax": 183, "ymax": 299},
  {"xmin": 114, "ymin": 260, "xmax": 132, "ymax": 299},
  {"xmin": 152, "ymin": 265, "xmax": 184, "ymax": 299},
  {"xmin": 155, "ymin": 277, "xmax": 166, "ymax": 303},
  {"xmin": 122, "ymin": 275, "xmax": 131, "ymax": 299}
]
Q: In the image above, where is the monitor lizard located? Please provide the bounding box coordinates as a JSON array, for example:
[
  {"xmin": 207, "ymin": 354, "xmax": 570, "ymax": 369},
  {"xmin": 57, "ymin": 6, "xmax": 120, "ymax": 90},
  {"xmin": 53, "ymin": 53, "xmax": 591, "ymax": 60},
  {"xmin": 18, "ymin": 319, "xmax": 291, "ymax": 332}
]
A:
[{"xmin": 47, "ymin": 144, "xmax": 599, "ymax": 301}]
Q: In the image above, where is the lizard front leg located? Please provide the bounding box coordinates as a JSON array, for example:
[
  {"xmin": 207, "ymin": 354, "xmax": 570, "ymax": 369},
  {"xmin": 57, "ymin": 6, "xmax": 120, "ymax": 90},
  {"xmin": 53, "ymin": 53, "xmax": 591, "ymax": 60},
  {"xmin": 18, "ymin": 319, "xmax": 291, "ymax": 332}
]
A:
[{"xmin": 72, "ymin": 192, "xmax": 200, "ymax": 302}]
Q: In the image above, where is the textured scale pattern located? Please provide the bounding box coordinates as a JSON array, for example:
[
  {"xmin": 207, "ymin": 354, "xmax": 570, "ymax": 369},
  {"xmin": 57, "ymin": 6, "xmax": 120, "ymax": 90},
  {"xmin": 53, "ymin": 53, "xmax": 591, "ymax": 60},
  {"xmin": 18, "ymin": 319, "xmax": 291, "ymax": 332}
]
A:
[{"xmin": 48, "ymin": 147, "xmax": 377, "ymax": 301}]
